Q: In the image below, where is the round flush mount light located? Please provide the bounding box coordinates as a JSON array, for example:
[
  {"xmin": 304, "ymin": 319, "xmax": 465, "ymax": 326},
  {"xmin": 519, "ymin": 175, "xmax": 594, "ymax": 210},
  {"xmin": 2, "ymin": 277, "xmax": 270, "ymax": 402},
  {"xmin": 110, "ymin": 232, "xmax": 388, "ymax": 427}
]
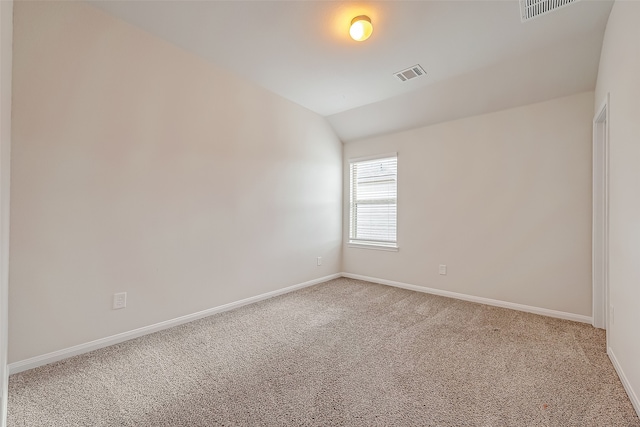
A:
[{"xmin": 349, "ymin": 15, "xmax": 373, "ymax": 42}]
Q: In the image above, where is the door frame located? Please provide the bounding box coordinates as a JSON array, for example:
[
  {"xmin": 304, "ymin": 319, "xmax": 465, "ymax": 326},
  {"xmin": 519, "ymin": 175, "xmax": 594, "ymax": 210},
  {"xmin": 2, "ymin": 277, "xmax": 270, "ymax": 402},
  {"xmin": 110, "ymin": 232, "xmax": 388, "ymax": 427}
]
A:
[
  {"xmin": 0, "ymin": 1, "xmax": 12, "ymax": 426},
  {"xmin": 592, "ymin": 93, "xmax": 610, "ymax": 333}
]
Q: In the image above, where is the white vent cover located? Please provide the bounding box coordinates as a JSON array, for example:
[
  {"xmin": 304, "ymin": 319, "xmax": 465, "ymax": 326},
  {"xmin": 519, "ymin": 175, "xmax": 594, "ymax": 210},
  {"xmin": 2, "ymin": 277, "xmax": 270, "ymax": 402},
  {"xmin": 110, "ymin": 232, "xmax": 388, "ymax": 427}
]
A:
[
  {"xmin": 394, "ymin": 65, "xmax": 426, "ymax": 82},
  {"xmin": 520, "ymin": 0, "xmax": 580, "ymax": 21}
]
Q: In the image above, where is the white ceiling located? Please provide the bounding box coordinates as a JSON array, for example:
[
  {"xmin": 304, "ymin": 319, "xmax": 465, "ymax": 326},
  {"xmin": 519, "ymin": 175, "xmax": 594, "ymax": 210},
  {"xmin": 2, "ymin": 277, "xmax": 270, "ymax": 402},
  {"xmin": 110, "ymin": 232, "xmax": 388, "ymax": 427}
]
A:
[{"xmin": 90, "ymin": 0, "xmax": 613, "ymax": 141}]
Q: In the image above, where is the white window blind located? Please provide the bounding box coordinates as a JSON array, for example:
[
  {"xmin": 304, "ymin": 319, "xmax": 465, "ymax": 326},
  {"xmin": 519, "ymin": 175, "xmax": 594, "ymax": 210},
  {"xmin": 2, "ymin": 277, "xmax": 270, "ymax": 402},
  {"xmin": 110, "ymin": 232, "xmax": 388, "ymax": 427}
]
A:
[{"xmin": 349, "ymin": 154, "xmax": 397, "ymax": 248}]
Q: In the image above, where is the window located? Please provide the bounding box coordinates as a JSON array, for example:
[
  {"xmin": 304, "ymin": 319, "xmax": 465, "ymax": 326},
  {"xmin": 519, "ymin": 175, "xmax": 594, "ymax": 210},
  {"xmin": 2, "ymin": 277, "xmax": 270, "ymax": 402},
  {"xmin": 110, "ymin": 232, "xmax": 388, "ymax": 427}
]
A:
[{"xmin": 349, "ymin": 154, "xmax": 398, "ymax": 249}]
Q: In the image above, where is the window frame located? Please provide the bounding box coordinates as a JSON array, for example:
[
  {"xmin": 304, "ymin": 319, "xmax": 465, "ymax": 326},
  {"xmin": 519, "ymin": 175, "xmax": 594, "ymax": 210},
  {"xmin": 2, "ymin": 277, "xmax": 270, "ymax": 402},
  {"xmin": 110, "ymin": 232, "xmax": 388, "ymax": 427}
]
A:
[{"xmin": 348, "ymin": 153, "xmax": 398, "ymax": 251}]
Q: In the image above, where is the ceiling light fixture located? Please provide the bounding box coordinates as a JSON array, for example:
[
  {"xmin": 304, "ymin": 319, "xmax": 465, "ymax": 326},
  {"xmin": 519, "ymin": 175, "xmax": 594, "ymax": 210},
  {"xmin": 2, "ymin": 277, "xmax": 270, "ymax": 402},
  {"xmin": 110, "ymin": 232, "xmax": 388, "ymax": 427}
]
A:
[{"xmin": 349, "ymin": 15, "xmax": 373, "ymax": 42}]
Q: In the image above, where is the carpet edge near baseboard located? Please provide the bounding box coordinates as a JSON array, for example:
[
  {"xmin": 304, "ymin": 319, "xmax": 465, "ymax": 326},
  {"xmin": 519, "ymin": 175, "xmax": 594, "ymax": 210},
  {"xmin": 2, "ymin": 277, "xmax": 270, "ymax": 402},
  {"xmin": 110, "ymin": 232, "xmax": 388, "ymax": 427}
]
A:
[
  {"xmin": 7, "ymin": 273, "xmax": 342, "ymax": 375},
  {"xmin": 341, "ymin": 272, "xmax": 593, "ymax": 324},
  {"xmin": 8, "ymin": 271, "xmax": 595, "ymax": 376}
]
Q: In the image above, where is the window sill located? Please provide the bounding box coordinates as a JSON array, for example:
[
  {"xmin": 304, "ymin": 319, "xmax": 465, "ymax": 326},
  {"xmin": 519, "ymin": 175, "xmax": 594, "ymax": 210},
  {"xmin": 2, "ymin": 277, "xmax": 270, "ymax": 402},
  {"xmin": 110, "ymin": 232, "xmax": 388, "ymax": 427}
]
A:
[{"xmin": 347, "ymin": 243, "xmax": 399, "ymax": 252}]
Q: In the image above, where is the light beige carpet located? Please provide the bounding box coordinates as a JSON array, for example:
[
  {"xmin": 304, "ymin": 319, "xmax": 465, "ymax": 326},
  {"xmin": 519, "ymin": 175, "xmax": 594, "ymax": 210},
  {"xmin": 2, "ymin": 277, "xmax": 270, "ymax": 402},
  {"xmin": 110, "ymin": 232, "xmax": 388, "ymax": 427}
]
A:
[{"xmin": 7, "ymin": 278, "xmax": 640, "ymax": 426}]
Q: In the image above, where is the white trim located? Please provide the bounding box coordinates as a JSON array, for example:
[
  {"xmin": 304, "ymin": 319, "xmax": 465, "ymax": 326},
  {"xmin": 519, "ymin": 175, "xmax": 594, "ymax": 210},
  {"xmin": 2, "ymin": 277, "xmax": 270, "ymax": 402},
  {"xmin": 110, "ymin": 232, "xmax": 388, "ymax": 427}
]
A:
[
  {"xmin": 348, "ymin": 152, "xmax": 397, "ymax": 163},
  {"xmin": 608, "ymin": 347, "xmax": 640, "ymax": 418},
  {"xmin": 592, "ymin": 93, "xmax": 610, "ymax": 330},
  {"xmin": 8, "ymin": 273, "xmax": 341, "ymax": 375},
  {"xmin": 341, "ymin": 272, "xmax": 592, "ymax": 324},
  {"xmin": 0, "ymin": 2, "xmax": 13, "ymax": 426},
  {"xmin": 347, "ymin": 243, "xmax": 398, "ymax": 252}
]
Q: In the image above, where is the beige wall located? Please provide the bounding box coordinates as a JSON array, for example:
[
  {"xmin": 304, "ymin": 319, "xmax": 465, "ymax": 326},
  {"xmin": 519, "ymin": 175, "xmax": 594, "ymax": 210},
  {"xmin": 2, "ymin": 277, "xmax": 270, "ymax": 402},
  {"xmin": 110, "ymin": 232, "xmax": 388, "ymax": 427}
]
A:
[
  {"xmin": 343, "ymin": 92, "xmax": 594, "ymax": 316},
  {"xmin": 595, "ymin": 0, "xmax": 640, "ymax": 414},
  {"xmin": 9, "ymin": 1, "xmax": 342, "ymax": 363}
]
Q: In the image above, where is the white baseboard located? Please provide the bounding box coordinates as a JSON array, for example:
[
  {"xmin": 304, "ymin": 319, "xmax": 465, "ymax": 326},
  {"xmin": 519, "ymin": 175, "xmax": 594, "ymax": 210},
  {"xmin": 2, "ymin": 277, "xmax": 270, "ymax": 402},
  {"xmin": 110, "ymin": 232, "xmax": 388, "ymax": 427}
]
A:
[
  {"xmin": 8, "ymin": 273, "xmax": 341, "ymax": 375},
  {"xmin": 341, "ymin": 272, "xmax": 592, "ymax": 324},
  {"xmin": 608, "ymin": 346, "xmax": 640, "ymax": 418},
  {"xmin": 7, "ymin": 271, "xmax": 594, "ymax": 375}
]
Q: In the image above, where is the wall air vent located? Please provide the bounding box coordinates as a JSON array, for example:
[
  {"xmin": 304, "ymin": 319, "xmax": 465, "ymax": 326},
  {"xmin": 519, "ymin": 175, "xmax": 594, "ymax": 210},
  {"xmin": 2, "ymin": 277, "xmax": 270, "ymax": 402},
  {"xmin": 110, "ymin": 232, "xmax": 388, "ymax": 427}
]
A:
[
  {"xmin": 394, "ymin": 65, "xmax": 426, "ymax": 82},
  {"xmin": 520, "ymin": 0, "xmax": 580, "ymax": 22}
]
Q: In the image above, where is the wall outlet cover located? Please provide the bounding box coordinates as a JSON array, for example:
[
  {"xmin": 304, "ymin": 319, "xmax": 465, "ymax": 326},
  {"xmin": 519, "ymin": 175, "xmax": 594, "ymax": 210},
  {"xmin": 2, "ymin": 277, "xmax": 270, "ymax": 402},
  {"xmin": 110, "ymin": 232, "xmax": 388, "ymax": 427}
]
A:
[{"xmin": 113, "ymin": 292, "xmax": 127, "ymax": 310}]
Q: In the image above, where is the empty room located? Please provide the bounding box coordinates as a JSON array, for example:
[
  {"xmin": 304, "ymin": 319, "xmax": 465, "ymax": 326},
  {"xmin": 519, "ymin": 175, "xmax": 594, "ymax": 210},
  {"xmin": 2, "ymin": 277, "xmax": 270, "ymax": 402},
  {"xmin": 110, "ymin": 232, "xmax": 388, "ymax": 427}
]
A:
[{"xmin": 0, "ymin": 0, "xmax": 639, "ymax": 425}]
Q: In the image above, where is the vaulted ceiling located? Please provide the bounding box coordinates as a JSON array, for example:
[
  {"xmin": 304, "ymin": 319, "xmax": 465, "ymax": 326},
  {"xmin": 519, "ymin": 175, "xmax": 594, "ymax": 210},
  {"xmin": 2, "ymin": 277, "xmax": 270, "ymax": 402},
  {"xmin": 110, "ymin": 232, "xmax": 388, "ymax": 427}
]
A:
[{"xmin": 90, "ymin": 0, "xmax": 613, "ymax": 142}]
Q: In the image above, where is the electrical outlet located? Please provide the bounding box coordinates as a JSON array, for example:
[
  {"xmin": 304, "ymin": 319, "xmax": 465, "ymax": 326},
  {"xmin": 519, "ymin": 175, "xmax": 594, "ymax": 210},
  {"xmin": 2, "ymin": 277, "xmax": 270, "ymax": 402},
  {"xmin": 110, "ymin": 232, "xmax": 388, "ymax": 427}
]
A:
[
  {"xmin": 317, "ymin": 257, "xmax": 322, "ymax": 266},
  {"xmin": 439, "ymin": 264, "xmax": 447, "ymax": 275},
  {"xmin": 113, "ymin": 292, "xmax": 127, "ymax": 310}
]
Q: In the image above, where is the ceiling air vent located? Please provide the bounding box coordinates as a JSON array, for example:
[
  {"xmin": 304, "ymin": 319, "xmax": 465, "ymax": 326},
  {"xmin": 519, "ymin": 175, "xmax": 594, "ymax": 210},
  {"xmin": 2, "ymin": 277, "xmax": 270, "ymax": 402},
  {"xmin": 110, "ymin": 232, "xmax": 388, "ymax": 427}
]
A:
[
  {"xmin": 394, "ymin": 65, "xmax": 426, "ymax": 82},
  {"xmin": 520, "ymin": 0, "xmax": 580, "ymax": 22}
]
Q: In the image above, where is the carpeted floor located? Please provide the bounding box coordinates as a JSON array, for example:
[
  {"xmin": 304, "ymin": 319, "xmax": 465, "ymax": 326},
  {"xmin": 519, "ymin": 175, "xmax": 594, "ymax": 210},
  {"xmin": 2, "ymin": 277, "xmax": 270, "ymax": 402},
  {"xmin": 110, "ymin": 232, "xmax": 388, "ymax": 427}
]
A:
[{"xmin": 7, "ymin": 278, "xmax": 640, "ymax": 426}]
